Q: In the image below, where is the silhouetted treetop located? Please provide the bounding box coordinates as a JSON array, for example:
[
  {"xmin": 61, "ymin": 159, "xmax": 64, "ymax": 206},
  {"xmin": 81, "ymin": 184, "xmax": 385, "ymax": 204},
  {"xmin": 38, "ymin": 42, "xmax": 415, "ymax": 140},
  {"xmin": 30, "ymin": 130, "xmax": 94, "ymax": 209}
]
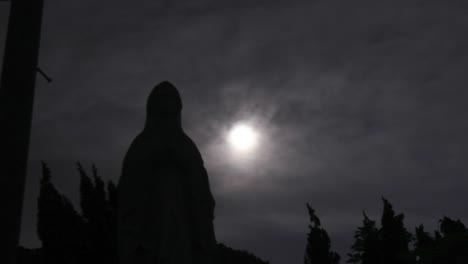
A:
[
  {"xmin": 347, "ymin": 212, "xmax": 380, "ymax": 264},
  {"xmin": 37, "ymin": 162, "xmax": 84, "ymax": 264},
  {"xmin": 304, "ymin": 203, "xmax": 340, "ymax": 264},
  {"xmin": 380, "ymin": 198, "xmax": 413, "ymax": 264}
]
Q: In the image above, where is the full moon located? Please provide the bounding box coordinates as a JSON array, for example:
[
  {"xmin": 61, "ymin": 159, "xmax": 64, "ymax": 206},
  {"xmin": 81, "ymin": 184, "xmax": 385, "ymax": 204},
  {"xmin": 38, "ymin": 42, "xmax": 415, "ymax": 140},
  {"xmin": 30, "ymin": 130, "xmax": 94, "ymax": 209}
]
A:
[{"xmin": 228, "ymin": 123, "xmax": 259, "ymax": 152}]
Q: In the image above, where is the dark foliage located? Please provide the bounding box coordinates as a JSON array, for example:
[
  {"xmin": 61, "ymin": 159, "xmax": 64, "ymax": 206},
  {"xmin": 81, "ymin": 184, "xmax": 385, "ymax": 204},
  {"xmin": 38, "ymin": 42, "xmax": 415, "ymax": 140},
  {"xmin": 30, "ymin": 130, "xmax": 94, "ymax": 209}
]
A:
[
  {"xmin": 347, "ymin": 212, "xmax": 380, "ymax": 264},
  {"xmin": 77, "ymin": 162, "xmax": 117, "ymax": 264},
  {"xmin": 23, "ymin": 164, "xmax": 468, "ymax": 264},
  {"xmin": 29, "ymin": 163, "xmax": 267, "ymax": 264},
  {"xmin": 413, "ymin": 217, "xmax": 468, "ymax": 264},
  {"xmin": 379, "ymin": 198, "xmax": 413, "ymax": 264},
  {"xmin": 36, "ymin": 162, "xmax": 117, "ymax": 264},
  {"xmin": 414, "ymin": 217, "xmax": 468, "ymax": 264},
  {"xmin": 347, "ymin": 198, "xmax": 468, "ymax": 264},
  {"xmin": 414, "ymin": 225, "xmax": 437, "ymax": 264},
  {"xmin": 37, "ymin": 162, "xmax": 84, "ymax": 264},
  {"xmin": 304, "ymin": 204, "xmax": 340, "ymax": 264}
]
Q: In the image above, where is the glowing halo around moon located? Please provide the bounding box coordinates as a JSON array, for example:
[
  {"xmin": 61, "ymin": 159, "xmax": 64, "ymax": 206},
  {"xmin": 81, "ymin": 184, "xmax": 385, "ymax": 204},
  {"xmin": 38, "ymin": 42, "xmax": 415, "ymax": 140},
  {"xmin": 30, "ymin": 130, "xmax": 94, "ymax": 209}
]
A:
[{"xmin": 228, "ymin": 123, "xmax": 259, "ymax": 153}]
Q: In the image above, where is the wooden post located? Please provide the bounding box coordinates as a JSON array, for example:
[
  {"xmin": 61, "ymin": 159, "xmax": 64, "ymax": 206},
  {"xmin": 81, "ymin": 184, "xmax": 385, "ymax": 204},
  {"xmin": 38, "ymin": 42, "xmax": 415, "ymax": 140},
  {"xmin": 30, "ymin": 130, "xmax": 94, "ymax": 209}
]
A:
[{"xmin": 0, "ymin": 0, "xmax": 45, "ymax": 264}]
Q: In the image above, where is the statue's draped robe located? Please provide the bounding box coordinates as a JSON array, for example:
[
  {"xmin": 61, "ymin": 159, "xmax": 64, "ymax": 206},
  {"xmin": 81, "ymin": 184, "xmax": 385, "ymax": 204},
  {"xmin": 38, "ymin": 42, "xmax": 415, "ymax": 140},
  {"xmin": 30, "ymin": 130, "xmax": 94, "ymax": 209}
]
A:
[{"xmin": 117, "ymin": 82, "xmax": 216, "ymax": 264}]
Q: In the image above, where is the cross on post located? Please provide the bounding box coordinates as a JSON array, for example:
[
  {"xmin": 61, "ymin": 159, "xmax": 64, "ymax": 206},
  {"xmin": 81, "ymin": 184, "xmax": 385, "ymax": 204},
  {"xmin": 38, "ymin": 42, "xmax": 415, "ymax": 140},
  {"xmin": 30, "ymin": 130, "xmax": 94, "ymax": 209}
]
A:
[{"xmin": 0, "ymin": 1, "xmax": 45, "ymax": 264}]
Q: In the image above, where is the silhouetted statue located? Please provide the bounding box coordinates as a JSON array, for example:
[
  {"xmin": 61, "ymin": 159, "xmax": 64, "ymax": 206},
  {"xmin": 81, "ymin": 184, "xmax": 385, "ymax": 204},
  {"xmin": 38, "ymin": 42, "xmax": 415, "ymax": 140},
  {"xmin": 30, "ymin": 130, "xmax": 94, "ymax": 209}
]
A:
[{"xmin": 117, "ymin": 81, "xmax": 216, "ymax": 264}]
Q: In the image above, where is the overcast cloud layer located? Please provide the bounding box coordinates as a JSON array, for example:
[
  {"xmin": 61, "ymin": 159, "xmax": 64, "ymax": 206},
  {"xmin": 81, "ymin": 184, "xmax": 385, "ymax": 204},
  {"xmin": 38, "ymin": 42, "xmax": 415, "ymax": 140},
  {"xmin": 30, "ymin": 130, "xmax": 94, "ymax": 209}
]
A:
[{"xmin": 1, "ymin": 1, "xmax": 468, "ymax": 263}]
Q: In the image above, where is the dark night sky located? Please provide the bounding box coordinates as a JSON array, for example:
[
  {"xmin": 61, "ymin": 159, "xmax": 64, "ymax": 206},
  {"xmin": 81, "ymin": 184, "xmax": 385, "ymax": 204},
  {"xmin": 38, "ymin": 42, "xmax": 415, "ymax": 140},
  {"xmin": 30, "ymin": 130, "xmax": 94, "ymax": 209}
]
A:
[{"xmin": 2, "ymin": 1, "xmax": 468, "ymax": 263}]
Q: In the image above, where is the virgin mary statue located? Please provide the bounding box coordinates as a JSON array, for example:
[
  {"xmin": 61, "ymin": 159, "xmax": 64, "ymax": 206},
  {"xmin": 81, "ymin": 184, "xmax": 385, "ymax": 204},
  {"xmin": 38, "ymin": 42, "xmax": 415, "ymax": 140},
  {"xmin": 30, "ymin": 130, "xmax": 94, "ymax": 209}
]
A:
[{"xmin": 117, "ymin": 81, "xmax": 216, "ymax": 264}]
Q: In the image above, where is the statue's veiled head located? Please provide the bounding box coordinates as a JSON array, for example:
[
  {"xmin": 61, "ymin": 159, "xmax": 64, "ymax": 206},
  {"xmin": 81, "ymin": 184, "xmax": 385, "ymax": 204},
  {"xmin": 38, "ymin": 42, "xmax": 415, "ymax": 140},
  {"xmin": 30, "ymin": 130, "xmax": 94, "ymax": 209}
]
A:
[{"xmin": 145, "ymin": 81, "xmax": 182, "ymax": 130}]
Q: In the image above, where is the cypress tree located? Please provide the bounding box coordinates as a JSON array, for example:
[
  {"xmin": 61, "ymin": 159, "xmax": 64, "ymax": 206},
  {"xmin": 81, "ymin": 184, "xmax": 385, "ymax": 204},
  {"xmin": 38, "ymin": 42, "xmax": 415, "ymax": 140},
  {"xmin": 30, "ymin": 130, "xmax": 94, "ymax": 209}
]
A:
[
  {"xmin": 414, "ymin": 224, "xmax": 436, "ymax": 264},
  {"xmin": 304, "ymin": 204, "xmax": 340, "ymax": 264},
  {"xmin": 348, "ymin": 212, "xmax": 381, "ymax": 264},
  {"xmin": 379, "ymin": 198, "xmax": 413, "ymax": 264},
  {"xmin": 37, "ymin": 162, "xmax": 83, "ymax": 264},
  {"xmin": 78, "ymin": 163, "xmax": 116, "ymax": 264},
  {"xmin": 78, "ymin": 162, "xmax": 95, "ymax": 222},
  {"xmin": 436, "ymin": 217, "xmax": 468, "ymax": 263}
]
